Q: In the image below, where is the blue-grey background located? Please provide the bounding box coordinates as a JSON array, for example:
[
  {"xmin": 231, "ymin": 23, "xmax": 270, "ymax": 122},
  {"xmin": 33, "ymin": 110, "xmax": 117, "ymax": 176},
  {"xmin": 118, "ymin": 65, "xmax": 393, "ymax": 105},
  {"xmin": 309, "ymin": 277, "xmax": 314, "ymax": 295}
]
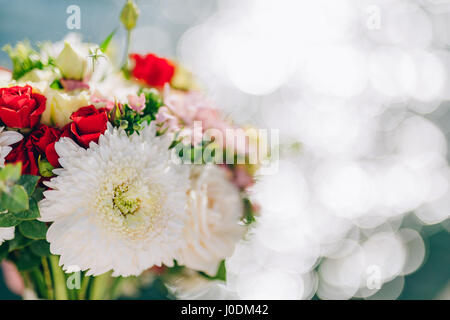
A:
[{"xmin": 0, "ymin": 0, "xmax": 449, "ymax": 300}]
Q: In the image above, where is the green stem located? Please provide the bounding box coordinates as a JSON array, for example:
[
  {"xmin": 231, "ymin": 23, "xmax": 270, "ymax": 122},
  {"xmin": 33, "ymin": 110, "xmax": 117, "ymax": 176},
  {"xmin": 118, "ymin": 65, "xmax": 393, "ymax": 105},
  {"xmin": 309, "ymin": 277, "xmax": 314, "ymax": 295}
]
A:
[
  {"xmin": 41, "ymin": 257, "xmax": 53, "ymax": 300},
  {"xmin": 78, "ymin": 274, "xmax": 91, "ymax": 300},
  {"xmin": 122, "ymin": 30, "xmax": 131, "ymax": 72},
  {"xmin": 48, "ymin": 255, "xmax": 68, "ymax": 300},
  {"xmin": 29, "ymin": 269, "xmax": 47, "ymax": 299},
  {"xmin": 89, "ymin": 272, "xmax": 111, "ymax": 300},
  {"xmin": 109, "ymin": 277, "xmax": 123, "ymax": 300}
]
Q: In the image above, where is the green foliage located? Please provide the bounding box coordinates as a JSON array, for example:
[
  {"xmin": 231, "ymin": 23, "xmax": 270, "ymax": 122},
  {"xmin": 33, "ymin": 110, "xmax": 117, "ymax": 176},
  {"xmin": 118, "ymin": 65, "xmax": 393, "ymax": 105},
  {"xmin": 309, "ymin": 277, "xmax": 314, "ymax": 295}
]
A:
[
  {"xmin": 0, "ymin": 166, "xmax": 42, "ymax": 227},
  {"xmin": 18, "ymin": 175, "xmax": 40, "ymax": 197},
  {"xmin": 198, "ymin": 260, "xmax": 227, "ymax": 281},
  {"xmin": 0, "ymin": 243, "xmax": 9, "ymax": 262},
  {"xmin": 0, "ymin": 164, "xmax": 50, "ymax": 269},
  {"xmin": 29, "ymin": 240, "xmax": 51, "ymax": 257},
  {"xmin": 112, "ymin": 88, "xmax": 163, "ymax": 135},
  {"xmin": 100, "ymin": 29, "xmax": 117, "ymax": 52},
  {"xmin": 49, "ymin": 78, "xmax": 63, "ymax": 90},
  {"xmin": 0, "ymin": 164, "xmax": 30, "ymax": 214},
  {"xmin": 0, "ymin": 212, "xmax": 22, "ymax": 228},
  {"xmin": 15, "ymin": 248, "xmax": 42, "ymax": 271},
  {"xmin": 243, "ymin": 197, "xmax": 256, "ymax": 225},
  {"xmin": 18, "ymin": 220, "xmax": 47, "ymax": 240},
  {"xmin": 140, "ymin": 88, "xmax": 163, "ymax": 119},
  {"xmin": 13, "ymin": 198, "xmax": 40, "ymax": 221},
  {"xmin": 0, "ymin": 163, "xmax": 21, "ymax": 182},
  {"xmin": 8, "ymin": 231, "xmax": 34, "ymax": 252},
  {"xmin": 0, "ymin": 185, "xmax": 29, "ymax": 213},
  {"xmin": 2, "ymin": 41, "xmax": 44, "ymax": 80}
]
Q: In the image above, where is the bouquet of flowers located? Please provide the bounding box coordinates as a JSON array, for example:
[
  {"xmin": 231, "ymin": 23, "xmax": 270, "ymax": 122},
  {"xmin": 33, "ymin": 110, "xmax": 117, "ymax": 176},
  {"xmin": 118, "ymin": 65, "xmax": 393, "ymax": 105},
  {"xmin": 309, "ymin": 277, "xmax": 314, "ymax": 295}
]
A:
[{"xmin": 0, "ymin": 1, "xmax": 259, "ymax": 300}]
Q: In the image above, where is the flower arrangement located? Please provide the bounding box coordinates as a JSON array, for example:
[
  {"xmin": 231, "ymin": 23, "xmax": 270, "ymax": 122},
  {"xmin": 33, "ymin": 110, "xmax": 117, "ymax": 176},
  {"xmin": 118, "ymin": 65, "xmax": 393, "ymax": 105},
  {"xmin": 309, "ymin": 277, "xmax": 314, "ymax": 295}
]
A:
[{"xmin": 0, "ymin": 0, "xmax": 259, "ymax": 300}]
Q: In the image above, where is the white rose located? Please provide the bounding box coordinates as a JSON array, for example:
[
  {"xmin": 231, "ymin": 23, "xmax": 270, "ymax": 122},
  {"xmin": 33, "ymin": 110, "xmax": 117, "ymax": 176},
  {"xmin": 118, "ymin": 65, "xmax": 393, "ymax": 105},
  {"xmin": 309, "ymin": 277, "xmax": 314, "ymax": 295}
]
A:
[
  {"xmin": 19, "ymin": 69, "xmax": 55, "ymax": 84},
  {"xmin": 55, "ymin": 41, "xmax": 87, "ymax": 80},
  {"xmin": 41, "ymin": 88, "xmax": 91, "ymax": 128},
  {"xmin": 180, "ymin": 165, "xmax": 245, "ymax": 276}
]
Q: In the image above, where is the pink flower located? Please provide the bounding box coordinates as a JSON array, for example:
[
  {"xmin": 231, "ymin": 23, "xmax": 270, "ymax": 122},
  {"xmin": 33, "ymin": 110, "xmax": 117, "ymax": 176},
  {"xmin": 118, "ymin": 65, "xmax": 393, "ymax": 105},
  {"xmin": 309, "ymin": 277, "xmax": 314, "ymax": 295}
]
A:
[
  {"xmin": 1, "ymin": 260, "xmax": 24, "ymax": 296},
  {"xmin": 161, "ymin": 86, "xmax": 235, "ymax": 145},
  {"xmin": 155, "ymin": 106, "xmax": 179, "ymax": 132},
  {"xmin": 163, "ymin": 85, "xmax": 203, "ymax": 126},
  {"xmin": 60, "ymin": 79, "xmax": 90, "ymax": 91},
  {"xmin": 90, "ymin": 94, "xmax": 115, "ymax": 111},
  {"xmin": 127, "ymin": 93, "xmax": 146, "ymax": 114}
]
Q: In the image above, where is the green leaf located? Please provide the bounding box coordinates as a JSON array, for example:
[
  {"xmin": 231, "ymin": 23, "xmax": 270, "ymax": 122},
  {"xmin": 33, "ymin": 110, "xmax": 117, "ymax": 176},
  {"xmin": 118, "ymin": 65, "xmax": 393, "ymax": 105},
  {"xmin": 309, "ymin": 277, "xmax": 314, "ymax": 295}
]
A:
[
  {"xmin": 8, "ymin": 231, "xmax": 34, "ymax": 251},
  {"xmin": 100, "ymin": 29, "xmax": 117, "ymax": 52},
  {"xmin": 18, "ymin": 175, "xmax": 40, "ymax": 196},
  {"xmin": 32, "ymin": 187, "xmax": 45, "ymax": 202},
  {"xmin": 140, "ymin": 88, "xmax": 163, "ymax": 119},
  {"xmin": 16, "ymin": 249, "xmax": 41, "ymax": 271},
  {"xmin": 1, "ymin": 185, "xmax": 29, "ymax": 213},
  {"xmin": 14, "ymin": 198, "xmax": 40, "ymax": 221},
  {"xmin": 49, "ymin": 78, "xmax": 63, "ymax": 90},
  {"xmin": 29, "ymin": 240, "xmax": 50, "ymax": 257},
  {"xmin": 0, "ymin": 212, "xmax": 22, "ymax": 227},
  {"xmin": 198, "ymin": 260, "xmax": 227, "ymax": 281},
  {"xmin": 18, "ymin": 220, "xmax": 47, "ymax": 240},
  {"xmin": 243, "ymin": 198, "xmax": 256, "ymax": 225},
  {"xmin": 0, "ymin": 163, "xmax": 21, "ymax": 182},
  {"xmin": 0, "ymin": 242, "xmax": 9, "ymax": 261}
]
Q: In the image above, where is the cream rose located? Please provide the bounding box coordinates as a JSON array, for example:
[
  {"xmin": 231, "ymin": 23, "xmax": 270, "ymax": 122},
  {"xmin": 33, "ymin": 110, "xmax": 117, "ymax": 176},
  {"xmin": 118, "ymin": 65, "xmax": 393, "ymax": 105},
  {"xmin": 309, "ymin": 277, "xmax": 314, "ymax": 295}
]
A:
[
  {"xmin": 181, "ymin": 165, "xmax": 245, "ymax": 276},
  {"xmin": 41, "ymin": 88, "xmax": 91, "ymax": 128},
  {"xmin": 55, "ymin": 41, "xmax": 88, "ymax": 80}
]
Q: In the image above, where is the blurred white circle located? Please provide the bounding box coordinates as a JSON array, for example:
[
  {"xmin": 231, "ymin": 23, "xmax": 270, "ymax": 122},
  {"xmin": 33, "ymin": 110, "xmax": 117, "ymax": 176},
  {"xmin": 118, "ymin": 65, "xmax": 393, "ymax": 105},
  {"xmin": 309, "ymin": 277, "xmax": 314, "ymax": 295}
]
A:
[
  {"xmin": 313, "ymin": 160, "xmax": 373, "ymax": 218},
  {"xmin": 398, "ymin": 229, "xmax": 426, "ymax": 276},
  {"xmin": 252, "ymin": 160, "xmax": 309, "ymax": 219},
  {"xmin": 226, "ymin": 37, "xmax": 292, "ymax": 95},
  {"xmin": 403, "ymin": 51, "xmax": 446, "ymax": 102},
  {"xmin": 304, "ymin": 45, "xmax": 368, "ymax": 97},
  {"xmin": 236, "ymin": 271, "xmax": 304, "ymax": 300},
  {"xmin": 368, "ymin": 47, "xmax": 415, "ymax": 97}
]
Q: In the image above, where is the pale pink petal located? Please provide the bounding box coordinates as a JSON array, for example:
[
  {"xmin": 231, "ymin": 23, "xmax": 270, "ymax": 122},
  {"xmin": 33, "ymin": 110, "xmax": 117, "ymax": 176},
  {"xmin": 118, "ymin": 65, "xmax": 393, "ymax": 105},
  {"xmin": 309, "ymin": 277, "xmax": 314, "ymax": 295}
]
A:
[
  {"xmin": 60, "ymin": 79, "xmax": 90, "ymax": 91},
  {"xmin": 2, "ymin": 260, "xmax": 24, "ymax": 296},
  {"xmin": 127, "ymin": 93, "xmax": 146, "ymax": 114}
]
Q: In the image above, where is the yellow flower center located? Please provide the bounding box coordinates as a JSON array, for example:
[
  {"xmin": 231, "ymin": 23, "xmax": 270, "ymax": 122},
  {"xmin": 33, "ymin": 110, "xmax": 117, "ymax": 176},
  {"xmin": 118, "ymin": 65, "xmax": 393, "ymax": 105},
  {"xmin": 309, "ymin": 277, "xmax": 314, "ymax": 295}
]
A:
[{"xmin": 113, "ymin": 183, "xmax": 141, "ymax": 216}]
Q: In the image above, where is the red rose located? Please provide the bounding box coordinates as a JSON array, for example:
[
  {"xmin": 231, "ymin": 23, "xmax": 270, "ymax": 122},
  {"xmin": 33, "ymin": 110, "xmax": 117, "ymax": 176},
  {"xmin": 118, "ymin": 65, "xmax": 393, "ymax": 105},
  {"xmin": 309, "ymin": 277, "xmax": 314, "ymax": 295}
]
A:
[
  {"xmin": 30, "ymin": 124, "xmax": 60, "ymax": 155},
  {"xmin": 45, "ymin": 123, "xmax": 72, "ymax": 167},
  {"xmin": 0, "ymin": 85, "xmax": 46, "ymax": 128},
  {"xmin": 130, "ymin": 53, "xmax": 175, "ymax": 87},
  {"xmin": 30, "ymin": 124, "xmax": 61, "ymax": 168},
  {"xmin": 5, "ymin": 138, "xmax": 39, "ymax": 175},
  {"xmin": 70, "ymin": 105, "xmax": 108, "ymax": 148},
  {"xmin": 6, "ymin": 124, "xmax": 62, "ymax": 174}
]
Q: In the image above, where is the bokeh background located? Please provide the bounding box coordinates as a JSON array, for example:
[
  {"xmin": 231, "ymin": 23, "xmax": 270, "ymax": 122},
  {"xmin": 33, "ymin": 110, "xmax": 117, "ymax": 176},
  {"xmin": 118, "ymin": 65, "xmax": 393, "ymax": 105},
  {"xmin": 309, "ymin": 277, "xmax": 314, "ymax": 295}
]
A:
[{"xmin": 0, "ymin": 0, "xmax": 449, "ymax": 299}]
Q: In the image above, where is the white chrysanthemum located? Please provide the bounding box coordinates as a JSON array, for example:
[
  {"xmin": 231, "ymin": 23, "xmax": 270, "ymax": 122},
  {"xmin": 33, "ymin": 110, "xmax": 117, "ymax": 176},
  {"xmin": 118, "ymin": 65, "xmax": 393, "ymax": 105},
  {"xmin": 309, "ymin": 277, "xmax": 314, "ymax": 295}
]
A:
[
  {"xmin": 0, "ymin": 227, "xmax": 15, "ymax": 245},
  {"xmin": 39, "ymin": 123, "xmax": 190, "ymax": 277},
  {"xmin": 0, "ymin": 127, "xmax": 23, "ymax": 167},
  {"xmin": 180, "ymin": 165, "xmax": 245, "ymax": 276}
]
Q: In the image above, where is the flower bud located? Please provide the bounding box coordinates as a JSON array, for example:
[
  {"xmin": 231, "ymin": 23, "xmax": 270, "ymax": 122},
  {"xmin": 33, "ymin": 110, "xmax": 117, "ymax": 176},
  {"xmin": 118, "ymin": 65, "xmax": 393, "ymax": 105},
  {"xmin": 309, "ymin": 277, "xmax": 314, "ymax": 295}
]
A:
[
  {"xmin": 120, "ymin": 0, "xmax": 140, "ymax": 31},
  {"xmin": 55, "ymin": 41, "xmax": 87, "ymax": 80},
  {"xmin": 38, "ymin": 157, "xmax": 55, "ymax": 177}
]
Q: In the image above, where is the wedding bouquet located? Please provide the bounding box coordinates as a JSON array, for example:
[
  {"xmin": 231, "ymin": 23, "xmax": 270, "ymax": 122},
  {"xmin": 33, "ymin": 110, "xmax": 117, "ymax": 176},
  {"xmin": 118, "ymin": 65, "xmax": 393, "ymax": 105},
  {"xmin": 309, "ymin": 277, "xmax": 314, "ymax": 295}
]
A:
[{"xmin": 0, "ymin": 1, "xmax": 259, "ymax": 299}]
